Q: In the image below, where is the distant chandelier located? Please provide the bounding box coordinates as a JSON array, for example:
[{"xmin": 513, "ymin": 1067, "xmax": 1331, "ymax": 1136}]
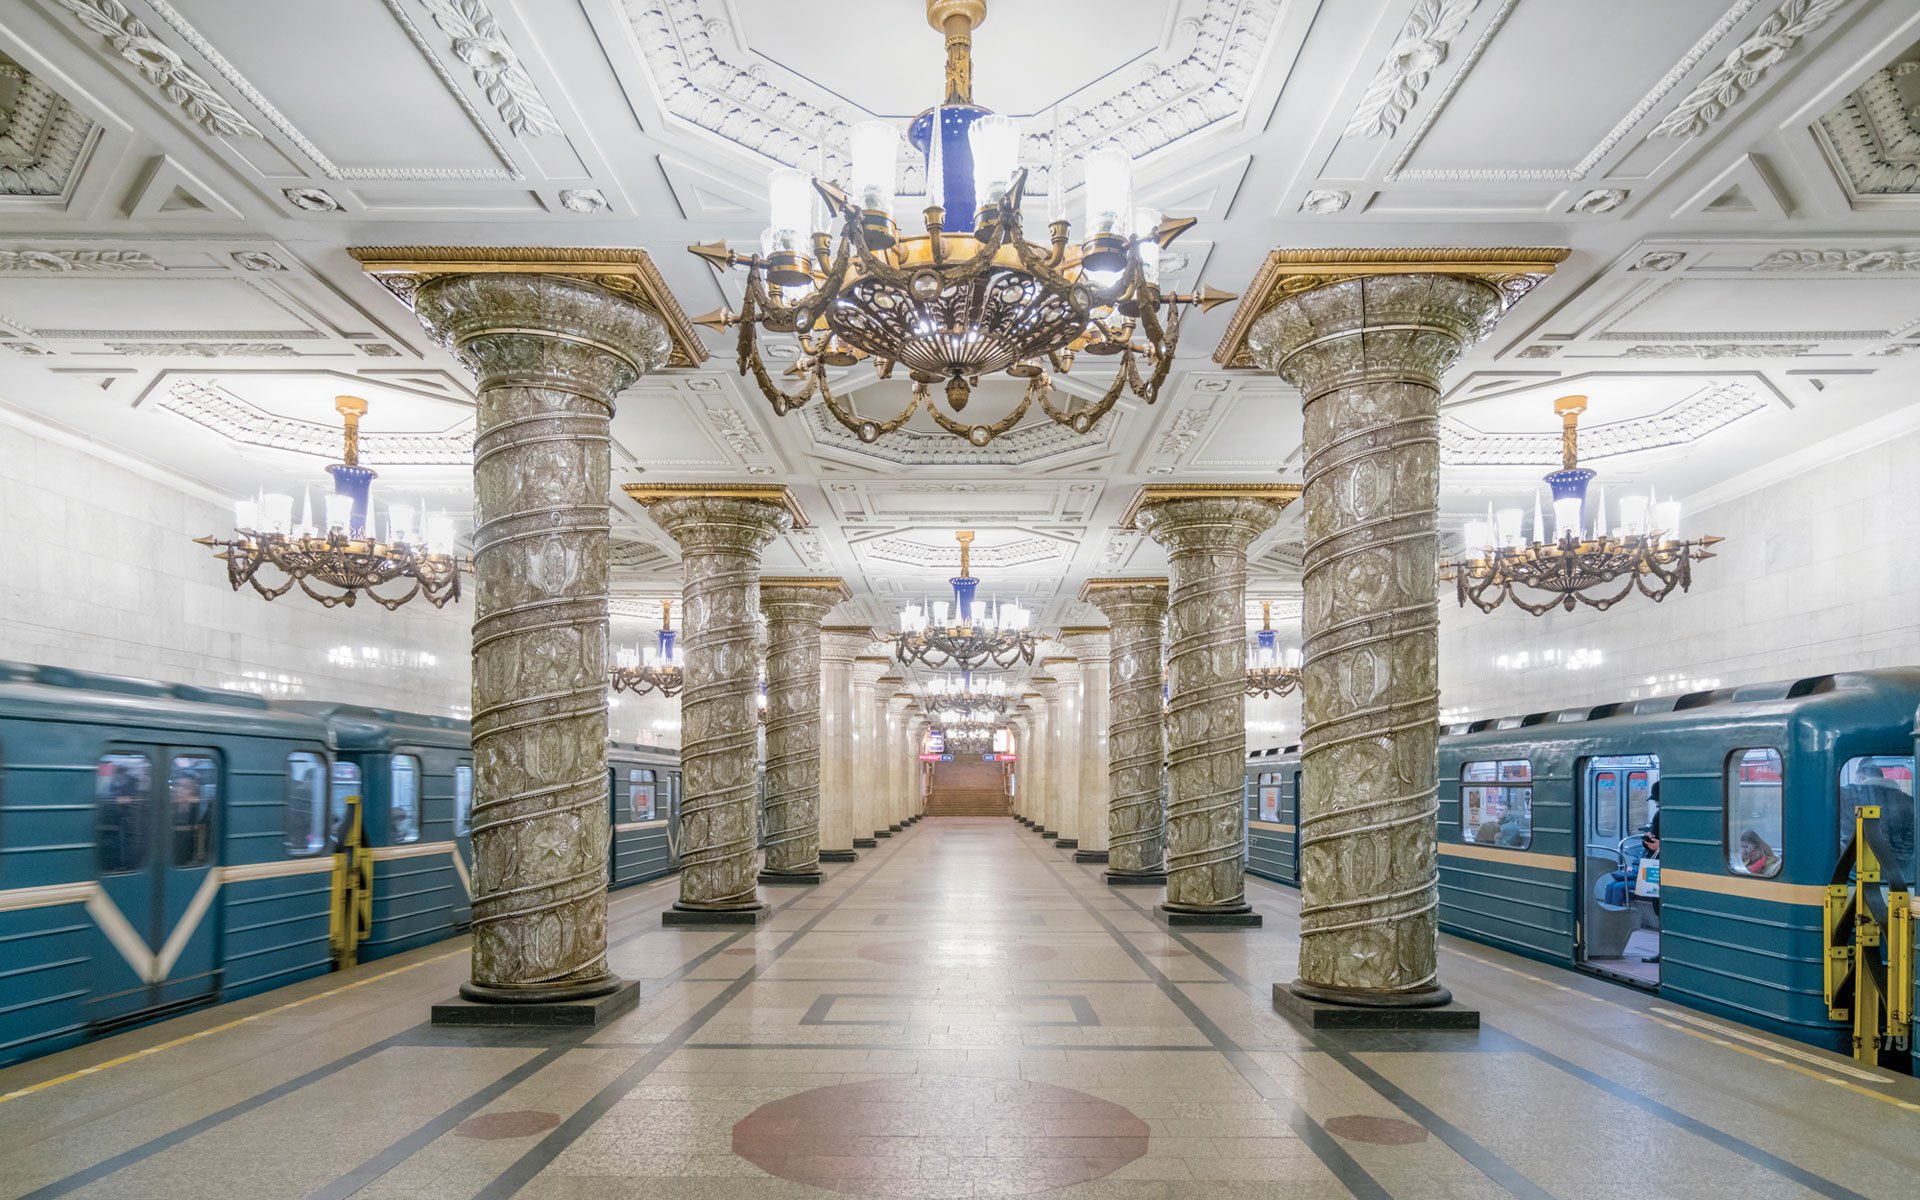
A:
[
  {"xmin": 611, "ymin": 599, "xmax": 684, "ymax": 698},
  {"xmin": 690, "ymin": 0, "xmax": 1230, "ymax": 448},
  {"xmin": 1441, "ymin": 396, "xmax": 1723, "ymax": 617},
  {"xmin": 927, "ymin": 672, "xmax": 1012, "ymax": 720},
  {"xmin": 197, "ymin": 396, "xmax": 468, "ymax": 610},
  {"xmin": 893, "ymin": 531, "xmax": 1038, "ymax": 670},
  {"xmin": 1245, "ymin": 602, "xmax": 1302, "ymax": 700},
  {"xmin": 943, "ymin": 723, "xmax": 1001, "ymax": 752}
]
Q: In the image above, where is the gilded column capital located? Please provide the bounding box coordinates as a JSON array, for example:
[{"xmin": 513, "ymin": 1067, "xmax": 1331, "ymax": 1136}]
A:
[
  {"xmin": 1079, "ymin": 577, "xmax": 1170, "ymax": 626},
  {"xmin": 760, "ymin": 577, "xmax": 853, "ymax": 617},
  {"xmin": 1125, "ymin": 485, "xmax": 1297, "ymax": 555},
  {"xmin": 822, "ymin": 625, "xmax": 878, "ymax": 664},
  {"xmin": 1211, "ymin": 247, "xmax": 1569, "ymax": 372},
  {"xmin": 1058, "ymin": 629, "xmax": 1112, "ymax": 661},
  {"xmin": 626, "ymin": 485, "xmax": 807, "ymax": 549}
]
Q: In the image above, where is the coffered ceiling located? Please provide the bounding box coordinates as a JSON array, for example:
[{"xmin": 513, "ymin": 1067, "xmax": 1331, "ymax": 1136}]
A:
[{"xmin": 3, "ymin": 0, "xmax": 1920, "ymax": 665}]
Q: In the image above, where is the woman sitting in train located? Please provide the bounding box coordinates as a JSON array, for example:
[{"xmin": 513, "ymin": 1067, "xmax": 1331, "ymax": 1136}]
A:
[{"xmin": 1736, "ymin": 830, "xmax": 1780, "ymax": 876}]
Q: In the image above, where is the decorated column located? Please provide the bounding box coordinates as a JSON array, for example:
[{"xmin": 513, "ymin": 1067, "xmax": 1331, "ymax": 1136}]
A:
[
  {"xmin": 850, "ymin": 657, "xmax": 890, "ymax": 848},
  {"xmin": 757, "ymin": 578, "xmax": 851, "ymax": 885},
  {"xmin": 1022, "ymin": 689, "xmax": 1051, "ymax": 836},
  {"xmin": 1043, "ymin": 660, "xmax": 1082, "ymax": 849},
  {"xmin": 628, "ymin": 485, "xmax": 804, "ymax": 926},
  {"xmin": 357, "ymin": 248, "xmax": 699, "ymax": 1018},
  {"xmin": 885, "ymin": 693, "xmax": 913, "ymax": 832},
  {"xmin": 1081, "ymin": 579, "xmax": 1170, "ymax": 885},
  {"xmin": 1221, "ymin": 248, "xmax": 1566, "ymax": 1013},
  {"xmin": 819, "ymin": 628, "xmax": 871, "ymax": 862},
  {"xmin": 1128, "ymin": 485, "xmax": 1296, "ymax": 926},
  {"xmin": 1061, "ymin": 629, "xmax": 1113, "ymax": 864},
  {"xmin": 1011, "ymin": 707, "xmax": 1035, "ymax": 825}
]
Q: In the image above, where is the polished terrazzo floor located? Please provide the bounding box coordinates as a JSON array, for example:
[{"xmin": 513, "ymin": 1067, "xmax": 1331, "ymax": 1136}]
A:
[{"xmin": 2, "ymin": 818, "xmax": 1917, "ymax": 1199}]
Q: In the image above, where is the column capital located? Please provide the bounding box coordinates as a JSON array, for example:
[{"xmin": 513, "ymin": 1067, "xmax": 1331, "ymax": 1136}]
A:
[
  {"xmin": 1081, "ymin": 578, "xmax": 1169, "ymax": 628},
  {"xmin": 1058, "ymin": 629, "xmax": 1111, "ymax": 660},
  {"xmin": 851, "ymin": 656, "xmax": 892, "ymax": 688},
  {"xmin": 1210, "ymin": 247, "xmax": 1569, "ymax": 370},
  {"xmin": 1124, "ymin": 485, "xmax": 1297, "ymax": 555},
  {"xmin": 626, "ymin": 483, "xmax": 809, "ymax": 528},
  {"xmin": 760, "ymin": 577, "xmax": 853, "ymax": 620},
  {"xmin": 352, "ymin": 245, "xmax": 706, "ymax": 368},
  {"xmin": 821, "ymin": 627, "xmax": 876, "ymax": 663}
]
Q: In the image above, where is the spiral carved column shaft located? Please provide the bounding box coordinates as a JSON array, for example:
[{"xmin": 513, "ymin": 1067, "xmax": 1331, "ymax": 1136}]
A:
[
  {"xmin": 1083, "ymin": 583, "xmax": 1168, "ymax": 877},
  {"xmin": 409, "ymin": 274, "xmax": 668, "ymax": 1001},
  {"xmin": 759, "ymin": 581, "xmax": 849, "ymax": 879},
  {"xmin": 1249, "ymin": 273, "xmax": 1515, "ymax": 1003},
  {"xmin": 642, "ymin": 496, "xmax": 792, "ymax": 914},
  {"xmin": 1136, "ymin": 496, "xmax": 1285, "ymax": 916}
]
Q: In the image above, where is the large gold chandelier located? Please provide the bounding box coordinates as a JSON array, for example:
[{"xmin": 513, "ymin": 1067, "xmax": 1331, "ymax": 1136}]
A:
[
  {"xmin": 1441, "ymin": 396, "xmax": 1723, "ymax": 616},
  {"xmin": 197, "ymin": 397, "xmax": 468, "ymax": 610},
  {"xmin": 690, "ymin": 0, "xmax": 1229, "ymax": 448},
  {"xmin": 611, "ymin": 600, "xmax": 685, "ymax": 698}
]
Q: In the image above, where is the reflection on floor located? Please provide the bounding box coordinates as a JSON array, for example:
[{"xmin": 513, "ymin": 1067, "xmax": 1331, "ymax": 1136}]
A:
[
  {"xmin": 1, "ymin": 817, "xmax": 1915, "ymax": 1200},
  {"xmin": 1587, "ymin": 928, "xmax": 1662, "ymax": 987}
]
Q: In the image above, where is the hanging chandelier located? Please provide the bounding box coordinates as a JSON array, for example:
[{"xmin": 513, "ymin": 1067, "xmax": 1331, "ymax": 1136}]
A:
[
  {"xmin": 1440, "ymin": 396, "xmax": 1724, "ymax": 616},
  {"xmin": 611, "ymin": 599, "xmax": 685, "ymax": 698},
  {"xmin": 689, "ymin": 0, "xmax": 1231, "ymax": 448},
  {"xmin": 926, "ymin": 672, "xmax": 1012, "ymax": 720},
  {"xmin": 1245, "ymin": 601, "xmax": 1302, "ymax": 700},
  {"xmin": 196, "ymin": 396, "xmax": 468, "ymax": 610},
  {"xmin": 892, "ymin": 531, "xmax": 1038, "ymax": 670},
  {"xmin": 942, "ymin": 723, "xmax": 1002, "ymax": 753}
]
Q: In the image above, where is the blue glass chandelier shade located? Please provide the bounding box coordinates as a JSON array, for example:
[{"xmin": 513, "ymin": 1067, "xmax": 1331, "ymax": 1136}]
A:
[
  {"xmin": 325, "ymin": 463, "xmax": 375, "ymax": 539},
  {"xmin": 908, "ymin": 104, "xmax": 991, "ymax": 219}
]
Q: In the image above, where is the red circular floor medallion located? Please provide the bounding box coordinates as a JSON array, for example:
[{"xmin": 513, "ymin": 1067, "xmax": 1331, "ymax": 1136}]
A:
[
  {"xmin": 733, "ymin": 1077, "xmax": 1149, "ymax": 1197},
  {"xmin": 1323, "ymin": 1114, "xmax": 1428, "ymax": 1145},
  {"xmin": 455, "ymin": 1110, "xmax": 562, "ymax": 1140}
]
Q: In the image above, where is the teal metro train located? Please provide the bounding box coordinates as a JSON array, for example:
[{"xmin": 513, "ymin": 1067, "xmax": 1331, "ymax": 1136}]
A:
[
  {"xmin": 0, "ymin": 661, "xmax": 680, "ymax": 1068},
  {"xmin": 1247, "ymin": 668, "xmax": 1920, "ymax": 1073}
]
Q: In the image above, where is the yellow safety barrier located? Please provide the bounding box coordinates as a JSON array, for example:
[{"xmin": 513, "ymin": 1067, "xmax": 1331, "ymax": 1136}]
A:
[
  {"xmin": 1824, "ymin": 804, "xmax": 1914, "ymax": 1066},
  {"xmin": 328, "ymin": 794, "xmax": 372, "ymax": 970}
]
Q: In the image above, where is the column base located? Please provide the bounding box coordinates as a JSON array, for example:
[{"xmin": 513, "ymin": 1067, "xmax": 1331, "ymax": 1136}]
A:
[
  {"xmin": 853, "ymin": 837, "xmax": 878, "ymax": 848},
  {"xmin": 888, "ymin": 823, "xmax": 903, "ymax": 832},
  {"xmin": 433, "ymin": 979, "xmax": 638, "ymax": 1028},
  {"xmin": 758, "ymin": 869, "xmax": 823, "ymax": 885},
  {"xmin": 1274, "ymin": 981, "xmax": 1478, "ymax": 1029},
  {"xmin": 1038, "ymin": 829, "xmax": 1058, "ymax": 840},
  {"xmin": 1155, "ymin": 904, "xmax": 1262, "ymax": 928},
  {"xmin": 1105, "ymin": 869, "xmax": 1167, "ymax": 886},
  {"xmin": 819, "ymin": 849, "xmax": 859, "ymax": 862},
  {"xmin": 1053, "ymin": 837, "xmax": 1079, "ymax": 850},
  {"xmin": 663, "ymin": 905, "xmax": 768, "ymax": 927},
  {"xmin": 1073, "ymin": 849, "xmax": 1110, "ymax": 864},
  {"xmin": 874, "ymin": 829, "xmax": 893, "ymax": 839}
]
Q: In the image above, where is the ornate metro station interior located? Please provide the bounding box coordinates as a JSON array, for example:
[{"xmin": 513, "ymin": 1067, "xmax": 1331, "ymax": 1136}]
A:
[{"xmin": 2, "ymin": 1, "xmax": 1919, "ymax": 1196}]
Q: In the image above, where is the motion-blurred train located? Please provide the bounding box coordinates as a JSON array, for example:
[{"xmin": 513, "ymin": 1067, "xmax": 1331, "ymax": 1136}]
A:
[
  {"xmin": 0, "ymin": 661, "xmax": 681, "ymax": 1068},
  {"xmin": 1247, "ymin": 668, "xmax": 1920, "ymax": 1072}
]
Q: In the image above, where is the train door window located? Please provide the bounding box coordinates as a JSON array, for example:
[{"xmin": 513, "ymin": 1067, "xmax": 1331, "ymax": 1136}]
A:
[
  {"xmin": 628, "ymin": 768, "xmax": 657, "ymax": 821},
  {"xmin": 1725, "ymin": 749, "xmax": 1784, "ymax": 878},
  {"xmin": 1461, "ymin": 760, "xmax": 1532, "ymax": 849},
  {"xmin": 95, "ymin": 753, "xmax": 152, "ymax": 875},
  {"xmin": 390, "ymin": 755, "xmax": 422, "ymax": 844},
  {"xmin": 1257, "ymin": 773, "xmax": 1280, "ymax": 822},
  {"xmin": 285, "ymin": 752, "xmax": 327, "ymax": 856},
  {"xmin": 330, "ymin": 760, "xmax": 362, "ymax": 842},
  {"xmin": 454, "ymin": 764, "xmax": 474, "ymax": 837},
  {"xmin": 1837, "ymin": 755, "xmax": 1915, "ymax": 880},
  {"xmin": 168, "ymin": 755, "xmax": 217, "ymax": 868},
  {"xmin": 1591, "ymin": 770, "xmax": 1621, "ymax": 840}
]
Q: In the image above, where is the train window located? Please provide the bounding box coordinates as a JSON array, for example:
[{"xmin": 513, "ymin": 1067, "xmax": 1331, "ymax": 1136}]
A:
[
  {"xmin": 629, "ymin": 768, "xmax": 657, "ymax": 821},
  {"xmin": 390, "ymin": 755, "xmax": 422, "ymax": 844},
  {"xmin": 454, "ymin": 764, "xmax": 474, "ymax": 837},
  {"xmin": 1461, "ymin": 760, "xmax": 1533, "ymax": 849},
  {"xmin": 1591, "ymin": 771, "xmax": 1621, "ymax": 839},
  {"xmin": 285, "ymin": 753, "xmax": 327, "ymax": 856},
  {"xmin": 1837, "ymin": 756, "xmax": 1915, "ymax": 878},
  {"xmin": 95, "ymin": 753, "xmax": 152, "ymax": 875},
  {"xmin": 330, "ymin": 761, "xmax": 361, "ymax": 841},
  {"xmin": 169, "ymin": 755, "xmax": 217, "ymax": 868},
  {"xmin": 1725, "ymin": 749, "xmax": 1783, "ymax": 878}
]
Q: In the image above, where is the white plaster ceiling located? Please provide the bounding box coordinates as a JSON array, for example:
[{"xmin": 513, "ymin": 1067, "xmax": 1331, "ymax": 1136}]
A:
[{"xmin": 2, "ymin": 0, "xmax": 1920, "ymax": 647}]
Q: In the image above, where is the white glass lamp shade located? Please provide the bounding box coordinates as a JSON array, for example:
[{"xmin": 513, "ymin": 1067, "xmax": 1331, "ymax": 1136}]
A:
[
  {"xmin": 234, "ymin": 499, "xmax": 260, "ymax": 533},
  {"xmin": 1495, "ymin": 508, "xmax": 1525, "ymax": 549},
  {"xmin": 1616, "ymin": 494, "xmax": 1649, "ymax": 538},
  {"xmin": 1552, "ymin": 497, "xmax": 1583, "ymax": 540},
  {"xmin": 1285, "ymin": 647, "xmax": 1303, "ymax": 669},
  {"xmin": 1654, "ymin": 500, "xmax": 1682, "ymax": 540},
  {"xmin": 969, "ymin": 114, "xmax": 1020, "ymax": 212},
  {"xmin": 767, "ymin": 168, "xmax": 814, "ymax": 252},
  {"xmin": 1463, "ymin": 519, "xmax": 1493, "ymax": 554},
  {"xmin": 849, "ymin": 120, "xmax": 899, "ymax": 215},
  {"xmin": 323, "ymin": 494, "xmax": 353, "ymax": 535},
  {"xmin": 262, "ymin": 493, "xmax": 294, "ymax": 535},
  {"xmin": 1133, "ymin": 206, "xmax": 1163, "ymax": 284},
  {"xmin": 426, "ymin": 513, "xmax": 456, "ymax": 550},
  {"xmin": 618, "ymin": 647, "xmax": 638, "ymax": 670},
  {"xmin": 388, "ymin": 503, "xmax": 416, "ymax": 544},
  {"xmin": 933, "ymin": 600, "xmax": 950, "ymax": 625},
  {"xmin": 1082, "ymin": 146, "xmax": 1133, "ymax": 237}
]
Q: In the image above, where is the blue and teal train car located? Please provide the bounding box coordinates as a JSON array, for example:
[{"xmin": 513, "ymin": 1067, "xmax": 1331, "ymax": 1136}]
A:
[
  {"xmin": 0, "ymin": 663, "xmax": 337, "ymax": 1066},
  {"xmin": 1244, "ymin": 745, "xmax": 1299, "ymax": 885},
  {"xmin": 608, "ymin": 741, "xmax": 682, "ymax": 887}
]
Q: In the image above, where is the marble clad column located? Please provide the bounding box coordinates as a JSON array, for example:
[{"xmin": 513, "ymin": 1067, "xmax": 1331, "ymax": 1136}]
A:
[
  {"xmin": 818, "ymin": 629, "xmax": 871, "ymax": 862},
  {"xmin": 629, "ymin": 485, "xmax": 804, "ymax": 926},
  {"xmin": 886, "ymin": 693, "xmax": 913, "ymax": 831},
  {"xmin": 1009, "ymin": 711, "xmax": 1031, "ymax": 822},
  {"xmin": 1043, "ymin": 662, "xmax": 1083, "ymax": 848},
  {"xmin": 1080, "ymin": 579, "xmax": 1170, "ymax": 885},
  {"xmin": 1224, "ymin": 248, "xmax": 1567, "ymax": 1016},
  {"xmin": 359, "ymin": 248, "xmax": 700, "ymax": 1021},
  {"xmin": 1061, "ymin": 630, "xmax": 1113, "ymax": 864},
  {"xmin": 1024, "ymin": 687, "xmax": 1052, "ymax": 836},
  {"xmin": 1128, "ymin": 486, "xmax": 1295, "ymax": 927},
  {"xmin": 757, "ymin": 578, "xmax": 852, "ymax": 886},
  {"xmin": 850, "ymin": 657, "xmax": 889, "ymax": 848},
  {"xmin": 871, "ymin": 676, "xmax": 901, "ymax": 839}
]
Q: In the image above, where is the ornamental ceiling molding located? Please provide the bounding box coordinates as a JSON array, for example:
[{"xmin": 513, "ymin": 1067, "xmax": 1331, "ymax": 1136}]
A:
[
  {"xmin": 418, "ymin": 0, "xmax": 563, "ymax": 137},
  {"xmin": 621, "ymin": 0, "xmax": 1283, "ymax": 183},
  {"xmin": 159, "ymin": 379, "xmax": 475, "ymax": 462},
  {"xmin": 1343, "ymin": 0, "xmax": 1482, "ymax": 139},
  {"xmin": 799, "ymin": 399, "xmax": 1117, "ymax": 466},
  {"xmin": 1647, "ymin": 0, "xmax": 1848, "ymax": 138},
  {"xmin": 1617, "ymin": 342, "xmax": 1817, "ymax": 358},
  {"xmin": 1755, "ymin": 248, "xmax": 1920, "ymax": 270},
  {"xmin": 1816, "ymin": 54, "xmax": 1920, "ymax": 198},
  {"xmin": 609, "ymin": 541, "xmax": 674, "ymax": 570},
  {"xmin": 50, "ymin": 0, "xmax": 262, "ymax": 138},
  {"xmin": 1440, "ymin": 382, "xmax": 1766, "ymax": 466},
  {"xmin": 0, "ymin": 57, "xmax": 98, "ymax": 197},
  {"xmin": 0, "ymin": 248, "xmax": 157, "ymax": 270},
  {"xmin": 863, "ymin": 535, "xmax": 1064, "ymax": 570}
]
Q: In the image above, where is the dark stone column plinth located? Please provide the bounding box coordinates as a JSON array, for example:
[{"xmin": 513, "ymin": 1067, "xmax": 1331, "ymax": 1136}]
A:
[
  {"xmin": 1053, "ymin": 837, "xmax": 1079, "ymax": 849},
  {"xmin": 432, "ymin": 979, "xmax": 639, "ymax": 1028},
  {"xmin": 820, "ymin": 849, "xmax": 859, "ymax": 862},
  {"xmin": 662, "ymin": 907, "xmax": 770, "ymax": 927},
  {"xmin": 1074, "ymin": 849, "xmax": 1110, "ymax": 864},
  {"xmin": 853, "ymin": 836, "xmax": 878, "ymax": 848},
  {"xmin": 1273, "ymin": 982, "xmax": 1479, "ymax": 1030},
  {"xmin": 1156, "ymin": 907, "xmax": 1262, "ymax": 928},
  {"xmin": 1106, "ymin": 869, "xmax": 1167, "ymax": 886}
]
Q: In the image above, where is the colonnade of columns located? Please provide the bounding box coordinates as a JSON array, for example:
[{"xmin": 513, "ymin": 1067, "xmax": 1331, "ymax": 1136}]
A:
[{"xmin": 365, "ymin": 243, "xmax": 1562, "ymax": 1030}]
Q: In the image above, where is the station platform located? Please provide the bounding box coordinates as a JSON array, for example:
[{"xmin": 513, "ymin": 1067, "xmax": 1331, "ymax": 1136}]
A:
[{"xmin": 1, "ymin": 817, "xmax": 1915, "ymax": 1200}]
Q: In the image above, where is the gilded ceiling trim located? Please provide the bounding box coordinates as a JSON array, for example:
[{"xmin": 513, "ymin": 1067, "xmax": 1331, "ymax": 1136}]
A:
[
  {"xmin": 1119, "ymin": 483, "xmax": 1303, "ymax": 530},
  {"xmin": 1210, "ymin": 247, "xmax": 1571, "ymax": 369},
  {"xmin": 622, "ymin": 482, "xmax": 809, "ymax": 528},
  {"xmin": 349, "ymin": 245, "xmax": 708, "ymax": 369},
  {"xmin": 760, "ymin": 576, "xmax": 854, "ymax": 602}
]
